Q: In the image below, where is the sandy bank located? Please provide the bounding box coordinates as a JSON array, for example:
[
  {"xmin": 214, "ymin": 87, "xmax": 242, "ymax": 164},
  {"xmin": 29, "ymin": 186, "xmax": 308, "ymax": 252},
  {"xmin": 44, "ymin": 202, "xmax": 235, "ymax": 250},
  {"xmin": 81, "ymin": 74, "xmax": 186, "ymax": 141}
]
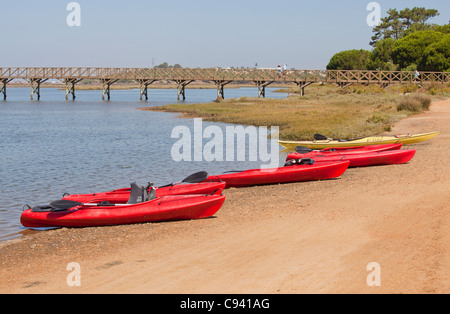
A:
[{"xmin": 0, "ymin": 99, "xmax": 449, "ymax": 294}]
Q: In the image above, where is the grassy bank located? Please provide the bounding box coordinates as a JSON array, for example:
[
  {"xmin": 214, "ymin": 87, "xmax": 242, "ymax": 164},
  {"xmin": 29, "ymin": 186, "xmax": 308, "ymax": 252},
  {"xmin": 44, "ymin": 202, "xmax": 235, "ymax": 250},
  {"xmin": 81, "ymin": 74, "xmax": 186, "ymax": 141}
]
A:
[{"xmin": 140, "ymin": 83, "xmax": 450, "ymax": 140}]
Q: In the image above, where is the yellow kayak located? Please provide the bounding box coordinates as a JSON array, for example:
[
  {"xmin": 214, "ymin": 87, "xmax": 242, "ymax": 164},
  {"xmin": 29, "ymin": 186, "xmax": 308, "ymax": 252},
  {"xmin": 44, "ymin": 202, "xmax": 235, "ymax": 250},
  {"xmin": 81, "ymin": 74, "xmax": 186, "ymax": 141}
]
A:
[{"xmin": 278, "ymin": 132, "xmax": 440, "ymax": 150}]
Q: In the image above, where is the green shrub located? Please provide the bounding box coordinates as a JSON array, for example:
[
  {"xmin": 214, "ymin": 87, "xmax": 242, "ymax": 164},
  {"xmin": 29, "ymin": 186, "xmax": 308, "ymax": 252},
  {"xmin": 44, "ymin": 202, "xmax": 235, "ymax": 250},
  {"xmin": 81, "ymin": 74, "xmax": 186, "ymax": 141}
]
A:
[
  {"xmin": 392, "ymin": 31, "xmax": 444, "ymax": 70},
  {"xmin": 402, "ymin": 64, "xmax": 418, "ymax": 72},
  {"xmin": 423, "ymin": 82, "xmax": 450, "ymax": 95},
  {"xmin": 367, "ymin": 112, "xmax": 386, "ymax": 124},
  {"xmin": 327, "ymin": 50, "xmax": 372, "ymax": 70},
  {"xmin": 401, "ymin": 84, "xmax": 420, "ymax": 94},
  {"xmin": 420, "ymin": 34, "xmax": 450, "ymax": 72},
  {"xmin": 426, "ymin": 85, "xmax": 439, "ymax": 95},
  {"xmin": 340, "ymin": 84, "xmax": 385, "ymax": 94},
  {"xmin": 397, "ymin": 94, "xmax": 432, "ymax": 112},
  {"xmin": 356, "ymin": 85, "xmax": 385, "ymax": 94}
]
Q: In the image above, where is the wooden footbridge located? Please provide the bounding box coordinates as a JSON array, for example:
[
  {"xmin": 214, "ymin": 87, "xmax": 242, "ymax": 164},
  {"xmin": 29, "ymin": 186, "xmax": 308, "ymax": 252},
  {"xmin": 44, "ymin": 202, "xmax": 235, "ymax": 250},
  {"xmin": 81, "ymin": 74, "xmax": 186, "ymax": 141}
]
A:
[{"xmin": 0, "ymin": 67, "xmax": 448, "ymax": 101}]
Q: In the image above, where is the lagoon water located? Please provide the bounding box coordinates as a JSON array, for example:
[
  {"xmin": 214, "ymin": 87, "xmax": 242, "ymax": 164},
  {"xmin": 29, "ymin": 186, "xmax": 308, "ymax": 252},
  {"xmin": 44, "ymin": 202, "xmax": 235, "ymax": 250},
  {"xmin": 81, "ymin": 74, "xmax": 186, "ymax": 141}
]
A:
[{"xmin": 0, "ymin": 87, "xmax": 286, "ymax": 243}]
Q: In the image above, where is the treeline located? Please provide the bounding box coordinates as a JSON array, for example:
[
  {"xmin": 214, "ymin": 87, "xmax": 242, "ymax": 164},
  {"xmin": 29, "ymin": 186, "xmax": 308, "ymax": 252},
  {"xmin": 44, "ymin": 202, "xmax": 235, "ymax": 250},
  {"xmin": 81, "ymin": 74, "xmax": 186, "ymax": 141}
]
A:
[
  {"xmin": 327, "ymin": 7, "xmax": 450, "ymax": 72},
  {"xmin": 154, "ymin": 62, "xmax": 183, "ymax": 69}
]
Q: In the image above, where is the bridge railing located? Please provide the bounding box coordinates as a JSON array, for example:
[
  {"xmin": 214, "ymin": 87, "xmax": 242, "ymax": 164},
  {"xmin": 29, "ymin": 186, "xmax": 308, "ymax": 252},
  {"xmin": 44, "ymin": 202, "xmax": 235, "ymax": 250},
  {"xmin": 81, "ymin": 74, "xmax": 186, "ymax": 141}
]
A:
[
  {"xmin": 1, "ymin": 67, "xmax": 449, "ymax": 84},
  {"xmin": 325, "ymin": 70, "xmax": 450, "ymax": 84}
]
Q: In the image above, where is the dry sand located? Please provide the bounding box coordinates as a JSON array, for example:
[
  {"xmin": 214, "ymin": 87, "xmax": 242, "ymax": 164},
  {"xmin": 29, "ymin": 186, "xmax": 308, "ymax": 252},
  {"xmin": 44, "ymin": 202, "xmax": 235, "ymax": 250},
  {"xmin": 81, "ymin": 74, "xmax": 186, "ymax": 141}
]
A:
[{"xmin": 1, "ymin": 99, "xmax": 449, "ymax": 294}]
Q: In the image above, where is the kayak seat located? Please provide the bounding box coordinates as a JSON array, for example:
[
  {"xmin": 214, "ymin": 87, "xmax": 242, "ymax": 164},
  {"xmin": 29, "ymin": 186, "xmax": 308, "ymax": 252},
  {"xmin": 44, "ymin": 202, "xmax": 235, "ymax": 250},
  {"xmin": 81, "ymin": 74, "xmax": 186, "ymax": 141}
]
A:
[
  {"xmin": 284, "ymin": 158, "xmax": 315, "ymax": 167},
  {"xmin": 31, "ymin": 204, "xmax": 54, "ymax": 213},
  {"xmin": 314, "ymin": 134, "xmax": 328, "ymax": 141},
  {"xmin": 127, "ymin": 183, "xmax": 156, "ymax": 204},
  {"xmin": 147, "ymin": 187, "xmax": 156, "ymax": 201}
]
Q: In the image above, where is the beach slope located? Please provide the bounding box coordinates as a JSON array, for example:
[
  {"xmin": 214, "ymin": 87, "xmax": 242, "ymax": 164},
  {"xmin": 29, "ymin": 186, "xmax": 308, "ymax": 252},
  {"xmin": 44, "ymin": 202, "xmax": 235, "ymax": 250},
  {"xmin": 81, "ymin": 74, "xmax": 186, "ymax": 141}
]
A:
[{"xmin": 1, "ymin": 99, "xmax": 449, "ymax": 294}]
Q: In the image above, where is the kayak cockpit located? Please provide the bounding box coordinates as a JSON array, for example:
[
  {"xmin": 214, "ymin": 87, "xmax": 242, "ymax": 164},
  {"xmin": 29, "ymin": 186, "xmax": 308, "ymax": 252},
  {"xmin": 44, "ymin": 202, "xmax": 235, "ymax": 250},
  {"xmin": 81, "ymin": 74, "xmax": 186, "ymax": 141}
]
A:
[
  {"xmin": 126, "ymin": 182, "xmax": 156, "ymax": 204},
  {"xmin": 29, "ymin": 182, "xmax": 157, "ymax": 213}
]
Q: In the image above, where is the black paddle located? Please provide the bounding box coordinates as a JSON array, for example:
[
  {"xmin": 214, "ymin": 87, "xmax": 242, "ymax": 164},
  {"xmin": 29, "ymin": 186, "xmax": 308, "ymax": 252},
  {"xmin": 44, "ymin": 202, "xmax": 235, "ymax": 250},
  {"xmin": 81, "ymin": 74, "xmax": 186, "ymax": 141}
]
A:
[
  {"xmin": 49, "ymin": 200, "xmax": 135, "ymax": 211},
  {"xmin": 181, "ymin": 171, "xmax": 209, "ymax": 184},
  {"xmin": 158, "ymin": 171, "xmax": 209, "ymax": 188},
  {"xmin": 222, "ymin": 170, "xmax": 245, "ymax": 174},
  {"xmin": 49, "ymin": 200, "xmax": 86, "ymax": 210},
  {"xmin": 314, "ymin": 133, "xmax": 365, "ymax": 142},
  {"xmin": 295, "ymin": 146, "xmax": 314, "ymax": 154}
]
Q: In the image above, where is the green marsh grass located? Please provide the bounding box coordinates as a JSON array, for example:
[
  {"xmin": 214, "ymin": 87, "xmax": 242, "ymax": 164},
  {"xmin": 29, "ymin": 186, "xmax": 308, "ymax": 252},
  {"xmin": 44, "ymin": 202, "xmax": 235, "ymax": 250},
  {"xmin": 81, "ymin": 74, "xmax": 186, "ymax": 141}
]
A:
[{"xmin": 141, "ymin": 83, "xmax": 444, "ymax": 140}]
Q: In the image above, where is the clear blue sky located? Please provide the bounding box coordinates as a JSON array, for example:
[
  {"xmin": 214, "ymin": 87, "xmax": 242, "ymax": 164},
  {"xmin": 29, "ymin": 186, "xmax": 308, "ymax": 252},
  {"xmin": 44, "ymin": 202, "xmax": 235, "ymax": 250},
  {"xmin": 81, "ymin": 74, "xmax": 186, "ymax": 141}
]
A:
[{"xmin": 0, "ymin": 0, "xmax": 448, "ymax": 69}]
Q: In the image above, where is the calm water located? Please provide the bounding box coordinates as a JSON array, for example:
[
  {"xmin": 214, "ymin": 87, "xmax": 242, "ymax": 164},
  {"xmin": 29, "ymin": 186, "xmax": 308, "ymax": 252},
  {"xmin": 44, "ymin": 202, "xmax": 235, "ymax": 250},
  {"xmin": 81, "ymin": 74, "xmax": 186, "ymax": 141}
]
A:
[{"xmin": 0, "ymin": 87, "xmax": 286, "ymax": 243}]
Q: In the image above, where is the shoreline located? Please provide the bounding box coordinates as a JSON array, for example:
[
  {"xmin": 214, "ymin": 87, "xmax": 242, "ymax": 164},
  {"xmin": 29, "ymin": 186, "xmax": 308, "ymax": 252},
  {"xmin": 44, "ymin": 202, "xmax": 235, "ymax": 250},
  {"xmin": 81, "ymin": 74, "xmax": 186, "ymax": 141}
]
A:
[{"xmin": 1, "ymin": 99, "xmax": 449, "ymax": 294}]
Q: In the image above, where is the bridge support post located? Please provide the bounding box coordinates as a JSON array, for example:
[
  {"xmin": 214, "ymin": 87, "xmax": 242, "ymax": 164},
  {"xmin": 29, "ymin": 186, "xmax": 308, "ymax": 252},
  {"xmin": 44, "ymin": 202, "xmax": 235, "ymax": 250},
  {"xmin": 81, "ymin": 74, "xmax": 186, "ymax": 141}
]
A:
[
  {"xmin": 101, "ymin": 79, "xmax": 118, "ymax": 101},
  {"xmin": 175, "ymin": 80, "xmax": 194, "ymax": 101},
  {"xmin": 338, "ymin": 82, "xmax": 355, "ymax": 90},
  {"xmin": 214, "ymin": 80, "xmax": 232, "ymax": 100},
  {"xmin": 255, "ymin": 81, "xmax": 274, "ymax": 98},
  {"xmin": 64, "ymin": 78, "xmax": 83, "ymax": 101},
  {"xmin": 29, "ymin": 78, "xmax": 48, "ymax": 100},
  {"xmin": 295, "ymin": 81, "xmax": 313, "ymax": 96},
  {"xmin": 0, "ymin": 78, "xmax": 13, "ymax": 100},
  {"xmin": 138, "ymin": 79, "xmax": 157, "ymax": 101}
]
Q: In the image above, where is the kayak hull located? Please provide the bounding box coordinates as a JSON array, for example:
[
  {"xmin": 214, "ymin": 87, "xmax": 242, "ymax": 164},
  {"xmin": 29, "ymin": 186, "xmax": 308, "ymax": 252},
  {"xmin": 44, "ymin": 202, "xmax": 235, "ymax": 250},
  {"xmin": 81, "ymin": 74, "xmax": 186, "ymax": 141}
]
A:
[
  {"xmin": 278, "ymin": 132, "xmax": 439, "ymax": 150},
  {"xmin": 21, "ymin": 194, "xmax": 226, "ymax": 228},
  {"xmin": 207, "ymin": 161, "xmax": 350, "ymax": 188},
  {"xmin": 287, "ymin": 149, "xmax": 416, "ymax": 167},
  {"xmin": 315, "ymin": 144, "xmax": 402, "ymax": 154},
  {"xmin": 63, "ymin": 181, "xmax": 226, "ymax": 204}
]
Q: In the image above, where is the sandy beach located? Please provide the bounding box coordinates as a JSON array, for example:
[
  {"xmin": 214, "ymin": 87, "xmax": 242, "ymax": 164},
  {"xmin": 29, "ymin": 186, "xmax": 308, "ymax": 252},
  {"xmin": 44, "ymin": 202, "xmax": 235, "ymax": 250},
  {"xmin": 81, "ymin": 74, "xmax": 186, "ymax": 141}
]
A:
[{"xmin": 0, "ymin": 99, "xmax": 449, "ymax": 294}]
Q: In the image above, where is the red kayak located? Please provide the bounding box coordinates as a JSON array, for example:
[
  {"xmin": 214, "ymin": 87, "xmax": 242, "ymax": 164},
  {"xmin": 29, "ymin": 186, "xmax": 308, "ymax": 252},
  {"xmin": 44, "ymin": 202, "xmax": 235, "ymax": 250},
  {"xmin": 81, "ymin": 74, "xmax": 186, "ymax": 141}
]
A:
[
  {"xmin": 294, "ymin": 144, "xmax": 402, "ymax": 155},
  {"xmin": 286, "ymin": 149, "xmax": 416, "ymax": 168},
  {"xmin": 207, "ymin": 161, "xmax": 350, "ymax": 188},
  {"xmin": 63, "ymin": 181, "xmax": 226, "ymax": 204},
  {"xmin": 21, "ymin": 191, "xmax": 226, "ymax": 228}
]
